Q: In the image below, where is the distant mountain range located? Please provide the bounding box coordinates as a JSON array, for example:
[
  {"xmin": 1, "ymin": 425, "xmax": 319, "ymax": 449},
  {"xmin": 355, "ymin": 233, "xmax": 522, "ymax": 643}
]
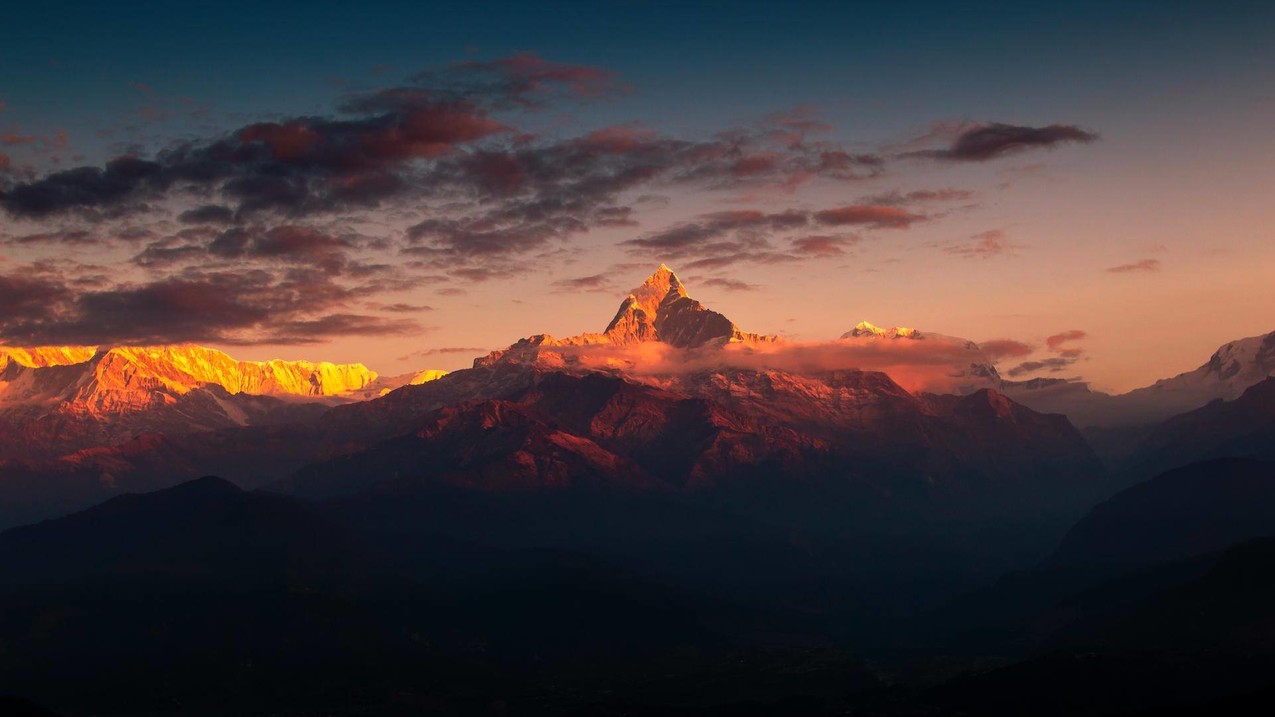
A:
[
  {"xmin": 0, "ymin": 344, "xmax": 446, "ymax": 460},
  {"xmin": 0, "ymin": 266, "xmax": 1115, "ymax": 531},
  {"xmin": 0, "ymin": 265, "xmax": 1272, "ymax": 531}
]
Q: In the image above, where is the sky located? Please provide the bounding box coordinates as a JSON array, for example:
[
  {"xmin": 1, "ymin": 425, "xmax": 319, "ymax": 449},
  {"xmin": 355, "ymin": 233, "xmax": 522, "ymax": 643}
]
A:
[{"xmin": 0, "ymin": 0, "xmax": 1272, "ymax": 392}]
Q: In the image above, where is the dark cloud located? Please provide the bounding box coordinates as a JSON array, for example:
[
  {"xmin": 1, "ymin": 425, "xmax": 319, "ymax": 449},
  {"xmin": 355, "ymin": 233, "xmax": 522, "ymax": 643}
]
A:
[
  {"xmin": 0, "ymin": 273, "xmax": 65, "ymax": 316},
  {"xmin": 2, "ymin": 54, "xmax": 886, "ymax": 288},
  {"xmin": 0, "ymin": 266, "xmax": 419, "ymax": 346},
  {"xmin": 1107, "ymin": 258, "xmax": 1161, "ymax": 273},
  {"xmin": 623, "ymin": 210, "xmax": 807, "ymax": 256},
  {"xmin": 178, "ymin": 204, "xmax": 235, "ymax": 224},
  {"xmin": 619, "ymin": 203, "xmax": 916, "ymax": 266},
  {"xmin": 1006, "ymin": 330, "xmax": 1087, "ymax": 376},
  {"xmin": 1007, "ymin": 357, "xmax": 1075, "ymax": 378},
  {"xmin": 813, "ymin": 204, "xmax": 924, "ymax": 229},
  {"xmin": 208, "ymin": 225, "xmax": 350, "ymax": 273},
  {"xmin": 790, "ymin": 234, "xmax": 859, "ymax": 256},
  {"xmin": 398, "ymin": 346, "xmax": 489, "ymax": 362},
  {"xmin": 6, "ymin": 228, "xmax": 98, "ymax": 246},
  {"xmin": 907, "ymin": 123, "xmax": 1098, "ymax": 162},
  {"xmin": 860, "ymin": 188, "xmax": 975, "ymax": 205},
  {"xmin": 0, "ymin": 155, "xmax": 167, "ymax": 218}
]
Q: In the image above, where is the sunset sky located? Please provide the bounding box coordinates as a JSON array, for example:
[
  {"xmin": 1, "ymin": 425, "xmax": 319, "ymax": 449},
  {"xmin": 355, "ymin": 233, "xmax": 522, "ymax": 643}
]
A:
[{"xmin": 1, "ymin": 0, "xmax": 1272, "ymax": 392}]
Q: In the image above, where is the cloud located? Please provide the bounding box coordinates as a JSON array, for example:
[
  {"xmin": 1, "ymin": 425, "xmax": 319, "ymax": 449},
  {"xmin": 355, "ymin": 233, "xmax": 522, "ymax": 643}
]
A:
[
  {"xmin": 177, "ymin": 204, "xmax": 235, "ymax": 224},
  {"xmin": 1006, "ymin": 358, "xmax": 1076, "ymax": 378},
  {"xmin": 814, "ymin": 204, "xmax": 924, "ymax": 229},
  {"xmin": 698, "ymin": 277, "xmax": 758, "ymax": 292},
  {"xmin": 1045, "ymin": 329, "xmax": 1086, "ymax": 352},
  {"xmin": 906, "ymin": 122, "xmax": 1098, "ymax": 162},
  {"xmin": 398, "ymin": 346, "xmax": 489, "ymax": 362},
  {"xmin": 514, "ymin": 334, "xmax": 997, "ymax": 394},
  {"xmin": 946, "ymin": 229, "xmax": 1017, "ymax": 258},
  {"xmin": 623, "ymin": 210, "xmax": 808, "ymax": 256},
  {"xmin": 1106, "ymin": 258, "xmax": 1161, "ymax": 273},
  {"xmin": 979, "ymin": 338, "xmax": 1035, "ymax": 361},
  {"xmin": 366, "ymin": 301, "xmax": 434, "ymax": 313},
  {"xmin": 1003, "ymin": 329, "xmax": 1088, "ymax": 377},
  {"xmin": 552, "ymin": 273, "xmax": 614, "ymax": 293},
  {"xmin": 860, "ymin": 188, "xmax": 975, "ymax": 205},
  {"xmin": 790, "ymin": 234, "xmax": 859, "ymax": 256},
  {"xmin": 0, "ymin": 266, "xmax": 420, "ymax": 346}
]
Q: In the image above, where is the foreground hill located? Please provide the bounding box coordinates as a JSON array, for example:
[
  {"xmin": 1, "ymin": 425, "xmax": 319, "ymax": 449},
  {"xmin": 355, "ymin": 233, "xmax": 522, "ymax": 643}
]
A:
[{"xmin": 0, "ymin": 477, "xmax": 881, "ymax": 715}]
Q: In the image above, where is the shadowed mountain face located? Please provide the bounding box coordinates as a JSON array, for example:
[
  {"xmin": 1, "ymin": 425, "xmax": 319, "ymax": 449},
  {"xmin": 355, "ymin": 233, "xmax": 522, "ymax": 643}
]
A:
[
  {"xmin": 285, "ymin": 365, "xmax": 1104, "ymax": 529},
  {"xmin": 907, "ymin": 537, "xmax": 1275, "ymax": 717},
  {"xmin": 906, "ymin": 458, "xmax": 1275, "ymax": 660},
  {"xmin": 1127, "ymin": 378, "xmax": 1275, "ymax": 476},
  {"xmin": 0, "ymin": 476, "xmax": 374, "ymax": 586},
  {"xmin": 1050, "ymin": 457, "xmax": 1275, "ymax": 569}
]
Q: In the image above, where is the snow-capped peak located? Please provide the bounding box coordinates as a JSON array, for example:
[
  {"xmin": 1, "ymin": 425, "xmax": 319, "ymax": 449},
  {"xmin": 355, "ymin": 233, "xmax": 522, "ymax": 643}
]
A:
[{"xmin": 842, "ymin": 321, "xmax": 922, "ymax": 340}]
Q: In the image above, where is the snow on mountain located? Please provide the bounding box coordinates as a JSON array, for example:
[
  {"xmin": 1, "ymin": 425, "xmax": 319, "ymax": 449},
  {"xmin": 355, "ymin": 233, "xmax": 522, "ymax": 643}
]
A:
[
  {"xmin": 1002, "ymin": 331, "xmax": 1275, "ymax": 428},
  {"xmin": 0, "ymin": 344, "xmax": 383, "ymax": 415}
]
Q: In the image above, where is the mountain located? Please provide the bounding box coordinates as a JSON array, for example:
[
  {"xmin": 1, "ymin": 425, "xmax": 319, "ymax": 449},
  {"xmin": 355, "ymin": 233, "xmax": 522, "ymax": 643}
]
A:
[
  {"xmin": 901, "ymin": 458, "xmax": 1275, "ymax": 664},
  {"xmin": 0, "ymin": 475, "xmax": 375, "ymax": 585},
  {"xmin": 283, "ymin": 267, "xmax": 1104, "ymax": 533},
  {"xmin": 1118, "ymin": 330, "xmax": 1275, "ymax": 418},
  {"xmin": 473, "ymin": 264, "xmax": 777, "ymax": 369},
  {"xmin": 0, "ymin": 477, "xmax": 881, "ymax": 715},
  {"xmin": 841, "ymin": 320, "xmax": 921, "ymax": 339},
  {"xmin": 0, "ymin": 266, "xmax": 1103, "ymax": 537},
  {"xmin": 1126, "ymin": 377, "xmax": 1275, "ymax": 475},
  {"xmin": 604, "ymin": 263, "xmax": 772, "ymax": 347},
  {"xmin": 913, "ymin": 537, "xmax": 1275, "ymax": 716},
  {"xmin": 1049, "ymin": 457, "xmax": 1275, "ymax": 569},
  {"xmin": 1003, "ymin": 330, "xmax": 1275, "ymax": 429},
  {"xmin": 0, "ymin": 265, "xmax": 1101, "ymax": 533},
  {"xmin": 0, "ymin": 344, "xmax": 445, "ymax": 460}
]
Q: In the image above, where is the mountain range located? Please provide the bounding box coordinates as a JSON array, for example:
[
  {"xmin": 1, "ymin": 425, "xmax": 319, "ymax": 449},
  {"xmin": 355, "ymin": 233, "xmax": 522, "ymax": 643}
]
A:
[
  {"xmin": 1, "ymin": 265, "xmax": 1273, "ymax": 531},
  {"xmin": 0, "ymin": 266, "xmax": 1113, "ymax": 532}
]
